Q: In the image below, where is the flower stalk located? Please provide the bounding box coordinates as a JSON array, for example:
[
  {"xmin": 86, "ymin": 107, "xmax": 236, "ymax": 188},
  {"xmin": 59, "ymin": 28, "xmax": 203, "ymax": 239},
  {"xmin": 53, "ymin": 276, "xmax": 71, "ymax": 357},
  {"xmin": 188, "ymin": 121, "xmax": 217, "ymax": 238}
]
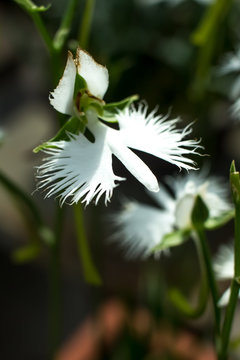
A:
[
  {"xmin": 79, "ymin": 0, "xmax": 96, "ymax": 49},
  {"xmin": 219, "ymin": 161, "xmax": 240, "ymax": 359},
  {"xmin": 73, "ymin": 204, "xmax": 101, "ymax": 285},
  {"xmin": 191, "ymin": 196, "xmax": 221, "ymax": 337},
  {"xmin": 48, "ymin": 205, "xmax": 64, "ymax": 359}
]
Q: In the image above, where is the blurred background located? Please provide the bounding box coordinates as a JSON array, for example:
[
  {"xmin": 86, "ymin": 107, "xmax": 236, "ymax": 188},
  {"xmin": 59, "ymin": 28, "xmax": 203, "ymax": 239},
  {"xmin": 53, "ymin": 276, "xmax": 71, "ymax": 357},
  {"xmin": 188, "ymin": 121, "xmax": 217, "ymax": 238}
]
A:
[{"xmin": 1, "ymin": 0, "xmax": 240, "ymax": 359}]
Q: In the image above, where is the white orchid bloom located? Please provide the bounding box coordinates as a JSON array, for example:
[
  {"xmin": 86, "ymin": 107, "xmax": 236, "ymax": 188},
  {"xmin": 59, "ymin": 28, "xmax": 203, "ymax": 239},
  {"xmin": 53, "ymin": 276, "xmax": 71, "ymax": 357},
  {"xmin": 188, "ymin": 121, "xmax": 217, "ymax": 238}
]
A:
[
  {"xmin": 213, "ymin": 244, "xmax": 240, "ymax": 307},
  {"xmin": 37, "ymin": 49, "xmax": 201, "ymax": 206},
  {"xmin": 111, "ymin": 171, "xmax": 231, "ymax": 257}
]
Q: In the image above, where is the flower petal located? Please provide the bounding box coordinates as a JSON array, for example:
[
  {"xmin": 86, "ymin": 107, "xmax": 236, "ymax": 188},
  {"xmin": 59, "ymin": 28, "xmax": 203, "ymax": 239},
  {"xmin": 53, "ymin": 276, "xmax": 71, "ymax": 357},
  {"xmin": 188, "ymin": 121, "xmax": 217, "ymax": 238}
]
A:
[
  {"xmin": 76, "ymin": 48, "xmax": 109, "ymax": 99},
  {"xmin": 49, "ymin": 51, "xmax": 76, "ymax": 115},
  {"xmin": 37, "ymin": 121, "xmax": 124, "ymax": 206},
  {"xmin": 214, "ymin": 244, "xmax": 234, "ymax": 280},
  {"xmin": 107, "ymin": 128, "xmax": 159, "ymax": 192},
  {"xmin": 110, "ymin": 199, "xmax": 173, "ymax": 258},
  {"xmin": 116, "ymin": 103, "xmax": 201, "ymax": 170},
  {"xmin": 218, "ymin": 288, "xmax": 231, "ymax": 307}
]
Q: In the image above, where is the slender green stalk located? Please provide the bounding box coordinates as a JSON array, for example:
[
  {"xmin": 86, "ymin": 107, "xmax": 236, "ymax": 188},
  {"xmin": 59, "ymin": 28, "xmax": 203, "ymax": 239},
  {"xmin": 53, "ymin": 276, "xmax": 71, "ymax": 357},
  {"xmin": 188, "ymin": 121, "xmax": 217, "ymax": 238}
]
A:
[
  {"xmin": 30, "ymin": 12, "xmax": 55, "ymax": 54},
  {"xmin": 79, "ymin": 0, "xmax": 95, "ymax": 49},
  {"xmin": 169, "ymin": 236, "xmax": 208, "ymax": 318},
  {"xmin": 191, "ymin": 0, "xmax": 233, "ymax": 99},
  {"xmin": 53, "ymin": 0, "xmax": 79, "ymax": 52},
  {"xmin": 0, "ymin": 170, "xmax": 42, "ymax": 226},
  {"xmin": 74, "ymin": 204, "xmax": 101, "ymax": 285},
  {"xmin": 195, "ymin": 227, "xmax": 221, "ymax": 336},
  {"xmin": 48, "ymin": 205, "xmax": 64, "ymax": 360},
  {"xmin": 219, "ymin": 162, "xmax": 240, "ymax": 359}
]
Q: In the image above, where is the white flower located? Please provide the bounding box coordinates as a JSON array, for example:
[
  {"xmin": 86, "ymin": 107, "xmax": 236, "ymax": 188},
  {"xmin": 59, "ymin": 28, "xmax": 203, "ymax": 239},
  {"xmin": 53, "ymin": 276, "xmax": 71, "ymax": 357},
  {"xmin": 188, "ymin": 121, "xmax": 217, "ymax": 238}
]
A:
[
  {"xmin": 213, "ymin": 244, "xmax": 240, "ymax": 307},
  {"xmin": 111, "ymin": 171, "xmax": 231, "ymax": 257},
  {"xmin": 218, "ymin": 47, "xmax": 240, "ymax": 121},
  {"xmin": 37, "ymin": 49, "xmax": 201, "ymax": 205}
]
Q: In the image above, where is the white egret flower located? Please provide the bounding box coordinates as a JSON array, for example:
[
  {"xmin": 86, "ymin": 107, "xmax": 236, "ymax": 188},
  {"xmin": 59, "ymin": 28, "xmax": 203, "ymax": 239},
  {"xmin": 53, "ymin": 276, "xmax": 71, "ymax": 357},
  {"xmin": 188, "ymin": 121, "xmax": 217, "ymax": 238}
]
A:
[
  {"xmin": 214, "ymin": 244, "xmax": 240, "ymax": 307},
  {"xmin": 111, "ymin": 172, "xmax": 231, "ymax": 258},
  {"xmin": 37, "ymin": 49, "xmax": 201, "ymax": 206}
]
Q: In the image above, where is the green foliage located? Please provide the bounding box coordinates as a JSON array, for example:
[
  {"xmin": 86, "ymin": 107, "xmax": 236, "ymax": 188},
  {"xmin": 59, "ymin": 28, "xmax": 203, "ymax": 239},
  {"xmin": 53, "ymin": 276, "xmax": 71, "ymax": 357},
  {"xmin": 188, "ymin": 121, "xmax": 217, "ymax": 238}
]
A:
[
  {"xmin": 205, "ymin": 210, "xmax": 235, "ymax": 230},
  {"xmin": 191, "ymin": 195, "xmax": 209, "ymax": 229},
  {"xmin": 33, "ymin": 116, "xmax": 87, "ymax": 153},
  {"xmin": 12, "ymin": 243, "xmax": 42, "ymax": 263},
  {"xmin": 13, "ymin": 0, "xmax": 50, "ymax": 13},
  {"xmin": 230, "ymin": 160, "xmax": 240, "ymax": 206},
  {"xmin": 99, "ymin": 95, "xmax": 139, "ymax": 122},
  {"xmin": 151, "ymin": 229, "xmax": 190, "ymax": 253}
]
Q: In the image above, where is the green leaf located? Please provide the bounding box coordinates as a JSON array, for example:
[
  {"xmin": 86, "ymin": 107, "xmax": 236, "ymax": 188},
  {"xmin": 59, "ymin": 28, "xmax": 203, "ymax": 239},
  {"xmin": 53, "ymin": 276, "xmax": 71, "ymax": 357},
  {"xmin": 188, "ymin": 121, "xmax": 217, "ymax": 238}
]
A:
[
  {"xmin": 12, "ymin": 243, "xmax": 42, "ymax": 263},
  {"xmin": 205, "ymin": 210, "xmax": 235, "ymax": 230},
  {"xmin": 230, "ymin": 160, "xmax": 240, "ymax": 206},
  {"xmin": 191, "ymin": 195, "xmax": 209, "ymax": 229},
  {"xmin": 13, "ymin": 0, "xmax": 50, "ymax": 12},
  {"xmin": 74, "ymin": 73, "xmax": 87, "ymax": 98},
  {"xmin": 99, "ymin": 94, "xmax": 139, "ymax": 122},
  {"xmin": 33, "ymin": 116, "xmax": 87, "ymax": 153},
  {"xmin": 151, "ymin": 229, "xmax": 190, "ymax": 253}
]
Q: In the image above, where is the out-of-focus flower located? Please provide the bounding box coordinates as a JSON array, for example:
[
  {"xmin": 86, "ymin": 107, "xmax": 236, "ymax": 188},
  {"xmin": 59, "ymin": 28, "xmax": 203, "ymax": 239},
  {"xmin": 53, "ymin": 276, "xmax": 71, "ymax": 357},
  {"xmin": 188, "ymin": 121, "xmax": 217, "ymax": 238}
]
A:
[
  {"xmin": 218, "ymin": 47, "xmax": 240, "ymax": 121},
  {"xmin": 111, "ymin": 171, "xmax": 232, "ymax": 258},
  {"xmin": 36, "ymin": 49, "xmax": 201, "ymax": 206},
  {"xmin": 214, "ymin": 244, "xmax": 240, "ymax": 307}
]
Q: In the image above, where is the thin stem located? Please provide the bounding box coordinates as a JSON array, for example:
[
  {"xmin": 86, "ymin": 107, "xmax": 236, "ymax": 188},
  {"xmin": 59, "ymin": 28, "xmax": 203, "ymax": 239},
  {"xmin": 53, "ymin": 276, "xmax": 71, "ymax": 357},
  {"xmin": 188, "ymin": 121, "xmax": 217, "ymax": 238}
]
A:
[
  {"xmin": 78, "ymin": 0, "xmax": 96, "ymax": 49},
  {"xmin": 73, "ymin": 203, "xmax": 101, "ymax": 285},
  {"xmin": 48, "ymin": 205, "xmax": 64, "ymax": 360},
  {"xmin": 53, "ymin": 0, "xmax": 79, "ymax": 52},
  {"xmin": 168, "ymin": 236, "xmax": 208, "ymax": 318},
  {"xmin": 219, "ymin": 281, "xmax": 239, "ymax": 360},
  {"xmin": 191, "ymin": 0, "xmax": 233, "ymax": 99},
  {"xmin": 30, "ymin": 12, "xmax": 55, "ymax": 54},
  {"xmin": 219, "ymin": 201, "xmax": 240, "ymax": 359},
  {"xmin": 195, "ymin": 227, "xmax": 221, "ymax": 336},
  {"xmin": 0, "ymin": 170, "xmax": 42, "ymax": 226}
]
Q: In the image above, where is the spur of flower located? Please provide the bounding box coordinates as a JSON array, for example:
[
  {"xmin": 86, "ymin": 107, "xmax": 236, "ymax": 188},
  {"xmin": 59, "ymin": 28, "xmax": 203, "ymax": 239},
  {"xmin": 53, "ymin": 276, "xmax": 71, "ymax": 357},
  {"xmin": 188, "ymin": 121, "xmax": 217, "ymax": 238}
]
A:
[
  {"xmin": 35, "ymin": 48, "xmax": 201, "ymax": 206},
  {"xmin": 214, "ymin": 244, "xmax": 240, "ymax": 307},
  {"xmin": 111, "ymin": 171, "xmax": 233, "ymax": 258}
]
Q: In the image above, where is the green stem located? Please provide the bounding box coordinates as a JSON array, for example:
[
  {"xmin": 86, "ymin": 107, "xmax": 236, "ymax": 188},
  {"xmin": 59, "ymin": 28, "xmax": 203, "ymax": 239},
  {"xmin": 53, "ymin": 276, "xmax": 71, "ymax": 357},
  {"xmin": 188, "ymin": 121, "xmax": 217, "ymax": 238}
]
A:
[
  {"xmin": 48, "ymin": 205, "xmax": 64, "ymax": 360},
  {"xmin": 78, "ymin": 0, "xmax": 95, "ymax": 49},
  {"xmin": 168, "ymin": 236, "xmax": 208, "ymax": 318},
  {"xmin": 53, "ymin": 0, "xmax": 79, "ymax": 52},
  {"xmin": 30, "ymin": 12, "xmax": 55, "ymax": 54},
  {"xmin": 0, "ymin": 170, "xmax": 42, "ymax": 226},
  {"xmin": 191, "ymin": 0, "xmax": 233, "ymax": 100},
  {"xmin": 219, "ymin": 201, "xmax": 240, "ymax": 359},
  {"xmin": 195, "ymin": 227, "xmax": 221, "ymax": 336},
  {"xmin": 219, "ymin": 281, "xmax": 239, "ymax": 360},
  {"xmin": 73, "ymin": 204, "xmax": 101, "ymax": 285}
]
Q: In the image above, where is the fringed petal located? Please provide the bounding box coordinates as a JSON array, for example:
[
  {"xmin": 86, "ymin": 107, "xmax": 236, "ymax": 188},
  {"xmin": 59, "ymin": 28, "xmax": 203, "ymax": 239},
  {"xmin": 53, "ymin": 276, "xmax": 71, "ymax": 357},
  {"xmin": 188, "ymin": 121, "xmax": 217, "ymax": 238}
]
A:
[
  {"xmin": 116, "ymin": 103, "xmax": 202, "ymax": 171},
  {"xmin": 37, "ymin": 122, "xmax": 124, "ymax": 206},
  {"xmin": 110, "ymin": 199, "xmax": 173, "ymax": 258}
]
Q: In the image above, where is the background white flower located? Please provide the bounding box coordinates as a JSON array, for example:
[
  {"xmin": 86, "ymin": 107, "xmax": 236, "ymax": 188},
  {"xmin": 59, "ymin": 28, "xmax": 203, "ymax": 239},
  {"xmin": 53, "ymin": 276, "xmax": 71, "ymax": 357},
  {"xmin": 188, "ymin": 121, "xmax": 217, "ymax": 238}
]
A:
[
  {"xmin": 213, "ymin": 244, "xmax": 239, "ymax": 307},
  {"xmin": 110, "ymin": 171, "xmax": 231, "ymax": 258},
  {"xmin": 217, "ymin": 47, "xmax": 240, "ymax": 121},
  {"xmin": 37, "ymin": 49, "xmax": 201, "ymax": 205}
]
